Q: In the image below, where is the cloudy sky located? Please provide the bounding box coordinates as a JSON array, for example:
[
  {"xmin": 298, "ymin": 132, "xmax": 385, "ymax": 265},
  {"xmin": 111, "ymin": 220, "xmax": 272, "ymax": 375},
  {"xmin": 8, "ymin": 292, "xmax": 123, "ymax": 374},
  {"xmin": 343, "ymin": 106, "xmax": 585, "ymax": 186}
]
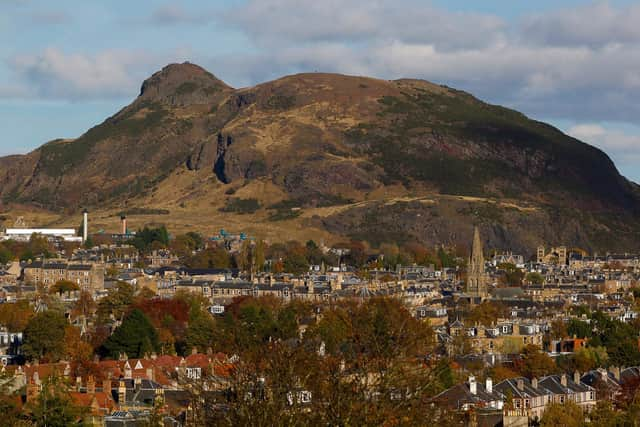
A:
[{"xmin": 2, "ymin": 0, "xmax": 640, "ymax": 181}]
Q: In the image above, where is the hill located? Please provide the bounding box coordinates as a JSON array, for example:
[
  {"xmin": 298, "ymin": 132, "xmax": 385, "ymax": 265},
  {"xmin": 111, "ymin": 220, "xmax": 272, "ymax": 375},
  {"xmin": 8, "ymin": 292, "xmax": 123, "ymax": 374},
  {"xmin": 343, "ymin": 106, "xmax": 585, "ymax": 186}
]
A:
[{"xmin": 1, "ymin": 62, "xmax": 639, "ymax": 253}]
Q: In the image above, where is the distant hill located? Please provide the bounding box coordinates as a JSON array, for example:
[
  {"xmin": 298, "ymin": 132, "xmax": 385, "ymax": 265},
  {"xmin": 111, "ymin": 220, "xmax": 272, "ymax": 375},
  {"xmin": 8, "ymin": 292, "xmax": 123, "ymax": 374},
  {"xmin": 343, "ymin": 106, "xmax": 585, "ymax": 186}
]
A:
[{"xmin": 1, "ymin": 62, "xmax": 639, "ymax": 253}]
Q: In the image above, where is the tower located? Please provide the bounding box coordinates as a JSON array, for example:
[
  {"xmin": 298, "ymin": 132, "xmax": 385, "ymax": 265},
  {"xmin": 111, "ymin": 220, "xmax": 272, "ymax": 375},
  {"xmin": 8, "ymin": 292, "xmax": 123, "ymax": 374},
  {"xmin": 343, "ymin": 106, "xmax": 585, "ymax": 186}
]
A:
[
  {"xmin": 82, "ymin": 209, "xmax": 88, "ymax": 242},
  {"xmin": 466, "ymin": 226, "xmax": 488, "ymax": 299}
]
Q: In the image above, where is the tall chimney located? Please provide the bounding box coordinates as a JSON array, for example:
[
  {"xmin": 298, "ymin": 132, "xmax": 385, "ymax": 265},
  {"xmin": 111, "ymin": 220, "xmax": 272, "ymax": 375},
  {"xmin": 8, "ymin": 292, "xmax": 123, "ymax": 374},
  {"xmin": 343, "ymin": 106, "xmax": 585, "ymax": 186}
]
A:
[
  {"xmin": 469, "ymin": 375, "xmax": 477, "ymax": 395},
  {"xmin": 560, "ymin": 374, "xmax": 567, "ymax": 387},
  {"xmin": 574, "ymin": 371, "xmax": 581, "ymax": 385},
  {"xmin": 486, "ymin": 377, "xmax": 493, "ymax": 394},
  {"xmin": 82, "ymin": 209, "xmax": 88, "ymax": 243},
  {"xmin": 517, "ymin": 378, "xmax": 524, "ymax": 391},
  {"xmin": 118, "ymin": 380, "xmax": 127, "ymax": 404},
  {"xmin": 531, "ymin": 378, "xmax": 538, "ymax": 389},
  {"xmin": 121, "ymin": 215, "xmax": 127, "ymax": 235},
  {"xmin": 87, "ymin": 375, "xmax": 96, "ymax": 394}
]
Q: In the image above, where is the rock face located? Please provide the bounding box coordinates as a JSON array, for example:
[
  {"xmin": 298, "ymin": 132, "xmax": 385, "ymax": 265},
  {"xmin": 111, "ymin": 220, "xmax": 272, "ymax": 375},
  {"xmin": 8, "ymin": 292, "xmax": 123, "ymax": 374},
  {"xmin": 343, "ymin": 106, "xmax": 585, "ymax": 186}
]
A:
[{"xmin": 1, "ymin": 62, "xmax": 639, "ymax": 251}]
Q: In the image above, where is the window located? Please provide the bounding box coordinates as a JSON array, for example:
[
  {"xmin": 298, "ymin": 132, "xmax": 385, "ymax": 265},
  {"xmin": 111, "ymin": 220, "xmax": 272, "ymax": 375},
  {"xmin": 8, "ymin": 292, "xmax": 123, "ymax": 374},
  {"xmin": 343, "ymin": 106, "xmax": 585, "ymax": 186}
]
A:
[{"xmin": 186, "ymin": 367, "xmax": 201, "ymax": 379}]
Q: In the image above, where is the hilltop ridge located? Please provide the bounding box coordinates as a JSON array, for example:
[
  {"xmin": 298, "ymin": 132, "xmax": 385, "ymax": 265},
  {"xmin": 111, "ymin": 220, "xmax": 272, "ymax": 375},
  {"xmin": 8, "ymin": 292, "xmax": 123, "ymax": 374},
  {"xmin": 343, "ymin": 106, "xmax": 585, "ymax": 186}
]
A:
[{"xmin": 1, "ymin": 62, "xmax": 639, "ymax": 252}]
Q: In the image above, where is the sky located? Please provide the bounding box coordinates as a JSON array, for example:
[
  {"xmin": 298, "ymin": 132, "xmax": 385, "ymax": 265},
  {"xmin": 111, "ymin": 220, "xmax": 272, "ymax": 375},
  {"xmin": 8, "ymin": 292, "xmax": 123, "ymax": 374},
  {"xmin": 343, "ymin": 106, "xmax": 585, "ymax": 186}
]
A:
[{"xmin": 2, "ymin": 0, "xmax": 640, "ymax": 181}]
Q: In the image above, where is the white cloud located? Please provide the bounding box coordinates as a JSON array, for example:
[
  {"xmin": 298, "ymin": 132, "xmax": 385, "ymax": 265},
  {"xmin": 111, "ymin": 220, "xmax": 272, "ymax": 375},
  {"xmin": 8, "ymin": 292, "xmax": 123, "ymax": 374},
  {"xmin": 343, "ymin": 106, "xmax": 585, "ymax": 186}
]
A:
[
  {"xmin": 521, "ymin": 1, "xmax": 640, "ymax": 48},
  {"xmin": 226, "ymin": 0, "xmax": 505, "ymax": 51},
  {"xmin": 216, "ymin": 0, "xmax": 640, "ymax": 125},
  {"xmin": 6, "ymin": 48, "xmax": 185, "ymax": 100}
]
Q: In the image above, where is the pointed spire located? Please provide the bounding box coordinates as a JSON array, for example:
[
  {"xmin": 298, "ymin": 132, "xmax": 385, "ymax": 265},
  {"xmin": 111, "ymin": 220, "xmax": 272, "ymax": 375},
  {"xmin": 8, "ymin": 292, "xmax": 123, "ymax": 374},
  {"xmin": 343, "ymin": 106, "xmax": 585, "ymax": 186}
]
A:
[
  {"xmin": 472, "ymin": 226, "xmax": 484, "ymax": 267},
  {"xmin": 467, "ymin": 226, "xmax": 487, "ymax": 299}
]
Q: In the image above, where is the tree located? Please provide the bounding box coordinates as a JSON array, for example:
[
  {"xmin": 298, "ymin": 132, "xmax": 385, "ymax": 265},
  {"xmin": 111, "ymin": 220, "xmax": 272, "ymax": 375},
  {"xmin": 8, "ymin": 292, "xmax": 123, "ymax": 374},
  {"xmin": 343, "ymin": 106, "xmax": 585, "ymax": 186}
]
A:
[
  {"xmin": 28, "ymin": 374, "xmax": 86, "ymax": 426},
  {"xmin": 498, "ymin": 263, "xmax": 524, "ymax": 286},
  {"xmin": 525, "ymin": 272, "xmax": 544, "ymax": 285},
  {"xmin": 186, "ymin": 247, "xmax": 232, "ymax": 269},
  {"xmin": 63, "ymin": 325, "xmax": 93, "ymax": 362},
  {"xmin": 0, "ymin": 300, "xmax": 33, "ymax": 331},
  {"xmin": 550, "ymin": 319, "xmax": 568, "ymax": 340},
  {"xmin": 22, "ymin": 310, "xmax": 67, "ymax": 361},
  {"xmin": 50, "ymin": 279, "xmax": 79, "ymax": 297},
  {"xmin": 132, "ymin": 226, "xmax": 170, "ymax": 252},
  {"xmin": 540, "ymin": 401, "xmax": 583, "ymax": 427},
  {"xmin": 0, "ymin": 243, "xmax": 13, "ymax": 265},
  {"xmin": 97, "ymin": 281, "xmax": 135, "ymax": 323},
  {"xmin": 185, "ymin": 314, "xmax": 216, "ymax": 353},
  {"xmin": 518, "ymin": 345, "xmax": 557, "ymax": 379},
  {"xmin": 588, "ymin": 400, "xmax": 620, "ymax": 427},
  {"xmin": 101, "ymin": 309, "xmax": 160, "ymax": 358}
]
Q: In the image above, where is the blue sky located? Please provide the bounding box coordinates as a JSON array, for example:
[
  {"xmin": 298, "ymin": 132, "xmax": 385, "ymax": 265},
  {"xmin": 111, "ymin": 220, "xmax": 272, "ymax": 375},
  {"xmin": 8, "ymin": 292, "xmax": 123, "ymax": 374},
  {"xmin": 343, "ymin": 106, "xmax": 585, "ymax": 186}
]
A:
[{"xmin": 2, "ymin": 0, "xmax": 640, "ymax": 181}]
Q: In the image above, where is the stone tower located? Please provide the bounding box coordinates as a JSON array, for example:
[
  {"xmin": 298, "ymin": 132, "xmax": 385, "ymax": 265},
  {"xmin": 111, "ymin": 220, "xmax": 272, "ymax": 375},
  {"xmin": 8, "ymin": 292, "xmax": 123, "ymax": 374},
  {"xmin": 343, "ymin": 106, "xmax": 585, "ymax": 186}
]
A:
[{"xmin": 467, "ymin": 226, "xmax": 488, "ymax": 299}]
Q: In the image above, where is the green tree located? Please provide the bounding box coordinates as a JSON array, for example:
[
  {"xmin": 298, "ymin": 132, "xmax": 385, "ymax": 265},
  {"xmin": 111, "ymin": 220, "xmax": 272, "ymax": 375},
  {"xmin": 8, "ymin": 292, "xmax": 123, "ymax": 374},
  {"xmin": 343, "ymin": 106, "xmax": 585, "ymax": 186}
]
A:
[
  {"xmin": 101, "ymin": 308, "xmax": 160, "ymax": 358},
  {"xmin": 0, "ymin": 244, "xmax": 13, "ymax": 265},
  {"xmin": 185, "ymin": 314, "xmax": 216, "ymax": 353},
  {"xmin": 525, "ymin": 272, "xmax": 544, "ymax": 285},
  {"xmin": 22, "ymin": 310, "xmax": 67, "ymax": 361},
  {"xmin": 132, "ymin": 226, "xmax": 170, "ymax": 252}
]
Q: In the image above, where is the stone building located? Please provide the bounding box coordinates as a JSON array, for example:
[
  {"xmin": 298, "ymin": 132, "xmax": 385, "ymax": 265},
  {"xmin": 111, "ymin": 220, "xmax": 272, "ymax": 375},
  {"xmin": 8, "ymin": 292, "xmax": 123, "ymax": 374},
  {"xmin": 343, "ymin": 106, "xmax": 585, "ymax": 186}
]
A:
[{"xmin": 22, "ymin": 260, "xmax": 104, "ymax": 292}]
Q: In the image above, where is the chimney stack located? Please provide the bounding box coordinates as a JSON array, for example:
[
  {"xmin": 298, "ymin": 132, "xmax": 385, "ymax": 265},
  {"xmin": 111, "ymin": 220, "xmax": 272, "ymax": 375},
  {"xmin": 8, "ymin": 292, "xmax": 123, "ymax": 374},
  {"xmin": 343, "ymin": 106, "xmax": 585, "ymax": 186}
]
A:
[
  {"xmin": 486, "ymin": 377, "xmax": 493, "ymax": 394},
  {"xmin": 560, "ymin": 374, "xmax": 567, "ymax": 387},
  {"xmin": 574, "ymin": 371, "xmax": 581, "ymax": 385},
  {"xmin": 120, "ymin": 215, "xmax": 127, "ymax": 235},
  {"xmin": 469, "ymin": 375, "xmax": 477, "ymax": 395},
  {"xmin": 102, "ymin": 378, "xmax": 112, "ymax": 395},
  {"xmin": 118, "ymin": 380, "xmax": 126, "ymax": 404},
  {"xmin": 531, "ymin": 378, "xmax": 538, "ymax": 389},
  {"xmin": 82, "ymin": 209, "xmax": 88, "ymax": 243},
  {"xmin": 517, "ymin": 378, "xmax": 524, "ymax": 391},
  {"xmin": 87, "ymin": 375, "xmax": 95, "ymax": 394}
]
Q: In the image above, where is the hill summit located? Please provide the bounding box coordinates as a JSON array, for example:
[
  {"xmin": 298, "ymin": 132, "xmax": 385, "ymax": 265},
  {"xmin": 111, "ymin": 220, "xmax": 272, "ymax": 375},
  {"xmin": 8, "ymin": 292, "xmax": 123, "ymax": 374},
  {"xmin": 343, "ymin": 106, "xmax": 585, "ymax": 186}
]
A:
[{"xmin": 1, "ymin": 62, "xmax": 639, "ymax": 252}]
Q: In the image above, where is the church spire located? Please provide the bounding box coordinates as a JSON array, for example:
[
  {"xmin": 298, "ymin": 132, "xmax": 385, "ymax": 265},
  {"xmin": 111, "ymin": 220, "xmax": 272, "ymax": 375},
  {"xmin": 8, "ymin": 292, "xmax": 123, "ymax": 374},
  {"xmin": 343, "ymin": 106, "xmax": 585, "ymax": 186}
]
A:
[{"xmin": 467, "ymin": 226, "xmax": 488, "ymax": 299}]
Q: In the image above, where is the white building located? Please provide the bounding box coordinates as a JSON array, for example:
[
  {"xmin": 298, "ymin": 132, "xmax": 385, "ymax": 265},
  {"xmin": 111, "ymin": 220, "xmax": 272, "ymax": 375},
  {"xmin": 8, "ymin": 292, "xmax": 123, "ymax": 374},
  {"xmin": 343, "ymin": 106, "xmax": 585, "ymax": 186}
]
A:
[{"xmin": 1, "ymin": 228, "xmax": 82, "ymax": 242}]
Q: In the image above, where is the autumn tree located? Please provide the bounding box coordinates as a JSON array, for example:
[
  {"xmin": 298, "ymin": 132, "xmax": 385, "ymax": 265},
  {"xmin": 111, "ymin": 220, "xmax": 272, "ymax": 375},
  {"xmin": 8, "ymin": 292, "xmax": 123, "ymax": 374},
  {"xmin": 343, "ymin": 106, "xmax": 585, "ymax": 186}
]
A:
[
  {"xmin": 517, "ymin": 345, "xmax": 558, "ymax": 379},
  {"xmin": 540, "ymin": 401, "xmax": 583, "ymax": 427},
  {"xmin": 28, "ymin": 374, "xmax": 86, "ymax": 426},
  {"xmin": 50, "ymin": 279, "xmax": 79, "ymax": 297},
  {"xmin": 96, "ymin": 281, "xmax": 135, "ymax": 323},
  {"xmin": 0, "ymin": 300, "xmax": 34, "ymax": 331},
  {"xmin": 63, "ymin": 325, "xmax": 93, "ymax": 362}
]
